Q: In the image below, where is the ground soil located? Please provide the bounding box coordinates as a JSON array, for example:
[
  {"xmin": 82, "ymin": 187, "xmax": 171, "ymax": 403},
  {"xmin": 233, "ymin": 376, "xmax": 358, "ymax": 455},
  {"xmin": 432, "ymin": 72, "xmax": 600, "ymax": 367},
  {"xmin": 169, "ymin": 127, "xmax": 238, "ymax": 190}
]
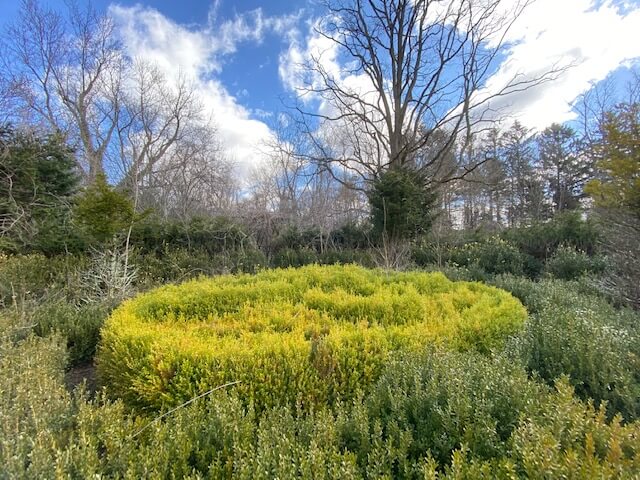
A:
[{"xmin": 65, "ymin": 361, "xmax": 98, "ymax": 395}]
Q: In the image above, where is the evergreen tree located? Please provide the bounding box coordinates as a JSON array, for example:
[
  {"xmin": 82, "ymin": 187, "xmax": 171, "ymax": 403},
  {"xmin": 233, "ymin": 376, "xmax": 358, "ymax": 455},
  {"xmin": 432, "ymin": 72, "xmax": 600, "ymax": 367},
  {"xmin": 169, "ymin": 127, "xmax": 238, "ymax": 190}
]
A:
[
  {"xmin": 538, "ymin": 123, "xmax": 591, "ymax": 212},
  {"xmin": 500, "ymin": 122, "xmax": 546, "ymax": 226},
  {"xmin": 586, "ymin": 102, "xmax": 640, "ymax": 310},
  {"xmin": 74, "ymin": 173, "xmax": 136, "ymax": 245},
  {"xmin": 0, "ymin": 125, "xmax": 80, "ymax": 252},
  {"xmin": 586, "ymin": 104, "xmax": 640, "ymax": 217},
  {"xmin": 368, "ymin": 166, "xmax": 438, "ymax": 242}
]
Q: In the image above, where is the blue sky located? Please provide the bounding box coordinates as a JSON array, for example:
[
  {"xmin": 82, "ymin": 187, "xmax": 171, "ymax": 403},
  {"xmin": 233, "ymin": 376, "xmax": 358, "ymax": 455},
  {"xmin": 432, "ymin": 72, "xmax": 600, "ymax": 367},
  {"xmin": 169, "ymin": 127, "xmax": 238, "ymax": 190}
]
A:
[{"xmin": 2, "ymin": 0, "xmax": 640, "ymax": 173}]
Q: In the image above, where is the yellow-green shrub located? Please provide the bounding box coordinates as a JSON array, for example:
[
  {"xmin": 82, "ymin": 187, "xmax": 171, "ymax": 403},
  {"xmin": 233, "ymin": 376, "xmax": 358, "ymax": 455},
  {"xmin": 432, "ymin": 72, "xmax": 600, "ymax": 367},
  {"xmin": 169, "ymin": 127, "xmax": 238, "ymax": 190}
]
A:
[{"xmin": 97, "ymin": 265, "xmax": 526, "ymax": 411}]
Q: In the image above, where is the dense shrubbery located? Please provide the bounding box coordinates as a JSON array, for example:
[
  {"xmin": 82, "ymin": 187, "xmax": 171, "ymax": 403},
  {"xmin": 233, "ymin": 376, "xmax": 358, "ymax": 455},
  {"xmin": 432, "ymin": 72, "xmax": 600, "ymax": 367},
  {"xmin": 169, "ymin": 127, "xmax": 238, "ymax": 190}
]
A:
[
  {"xmin": 131, "ymin": 215, "xmax": 252, "ymax": 256},
  {"xmin": 31, "ymin": 300, "xmax": 110, "ymax": 365},
  {"xmin": 543, "ymin": 244, "xmax": 606, "ymax": 280},
  {"xmin": 447, "ymin": 237, "xmax": 528, "ymax": 277},
  {"xmin": 3, "ymin": 307, "xmax": 640, "ymax": 479},
  {"xmin": 3, "ymin": 226, "xmax": 639, "ymax": 478},
  {"xmin": 97, "ymin": 265, "xmax": 526, "ymax": 411},
  {"xmin": 0, "ymin": 253, "xmax": 86, "ymax": 306},
  {"xmin": 492, "ymin": 276, "xmax": 640, "ymax": 421},
  {"xmin": 503, "ymin": 211, "xmax": 600, "ymax": 259},
  {"xmin": 0, "ymin": 125, "xmax": 81, "ymax": 255},
  {"xmin": 411, "ymin": 212, "xmax": 603, "ymax": 281},
  {"xmin": 0, "ymin": 253, "xmax": 113, "ymax": 366}
]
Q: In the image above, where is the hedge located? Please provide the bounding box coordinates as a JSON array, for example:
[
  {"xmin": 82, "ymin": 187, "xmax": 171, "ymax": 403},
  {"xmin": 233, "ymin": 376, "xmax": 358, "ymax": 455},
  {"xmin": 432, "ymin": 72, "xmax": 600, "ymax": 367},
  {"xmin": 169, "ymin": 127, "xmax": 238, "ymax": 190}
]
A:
[{"xmin": 97, "ymin": 264, "xmax": 526, "ymax": 411}]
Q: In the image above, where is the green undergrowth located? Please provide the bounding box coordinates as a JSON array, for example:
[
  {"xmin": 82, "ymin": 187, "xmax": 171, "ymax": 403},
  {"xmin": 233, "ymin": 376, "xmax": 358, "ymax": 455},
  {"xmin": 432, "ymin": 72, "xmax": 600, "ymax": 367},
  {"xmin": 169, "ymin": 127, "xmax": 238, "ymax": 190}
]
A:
[
  {"xmin": 2, "ymin": 321, "xmax": 639, "ymax": 479},
  {"xmin": 97, "ymin": 264, "xmax": 526, "ymax": 411}
]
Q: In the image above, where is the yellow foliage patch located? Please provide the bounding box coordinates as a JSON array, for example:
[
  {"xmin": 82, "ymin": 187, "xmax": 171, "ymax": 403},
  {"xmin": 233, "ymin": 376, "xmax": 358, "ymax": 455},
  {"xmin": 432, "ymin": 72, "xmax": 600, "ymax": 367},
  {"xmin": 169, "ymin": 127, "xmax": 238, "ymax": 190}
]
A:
[{"xmin": 97, "ymin": 265, "xmax": 526, "ymax": 411}]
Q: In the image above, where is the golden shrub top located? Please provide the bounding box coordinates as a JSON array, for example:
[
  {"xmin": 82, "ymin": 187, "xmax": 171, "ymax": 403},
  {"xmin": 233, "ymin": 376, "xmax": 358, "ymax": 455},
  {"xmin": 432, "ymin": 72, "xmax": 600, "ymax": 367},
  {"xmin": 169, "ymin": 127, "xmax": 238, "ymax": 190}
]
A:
[{"xmin": 98, "ymin": 265, "xmax": 527, "ymax": 410}]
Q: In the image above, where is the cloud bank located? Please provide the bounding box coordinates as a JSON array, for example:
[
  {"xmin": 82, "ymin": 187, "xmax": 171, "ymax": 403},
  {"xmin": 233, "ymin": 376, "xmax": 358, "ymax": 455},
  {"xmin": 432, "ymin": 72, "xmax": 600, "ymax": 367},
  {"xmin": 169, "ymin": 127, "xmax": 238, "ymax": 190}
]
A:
[
  {"xmin": 278, "ymin": 0, "xmax": 640, "ymax": 131},
  {"xmin": 109, "ymin": 4, "xmax": 300, "ymax": 178},
  {"xmin": 107, "ymin": 0, "xmax": 640, "ymax": 178}
]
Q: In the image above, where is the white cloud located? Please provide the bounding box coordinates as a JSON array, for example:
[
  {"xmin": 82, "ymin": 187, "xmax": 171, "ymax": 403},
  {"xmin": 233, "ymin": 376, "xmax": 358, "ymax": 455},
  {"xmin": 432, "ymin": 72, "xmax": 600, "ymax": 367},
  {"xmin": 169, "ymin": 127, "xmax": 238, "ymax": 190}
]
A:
[
  {"xmin": 483, "ymin": 0, "xmax": 640, "ymax": 130},
  {"xmin": 211, "ymin": 8, "xmax": 302, "ymax": 56},
  {"xmin": 278, "ymin": 18, "xmax": 382, "ymax": 119},
  {"xmin": 279, "ymin": 0, "xmax": 640, "ymax": 132},
  {"xmin": 108, "ymin": 4, "xmax": 300, "ymax": 180},
  {"xmin": 110, "ymin": 4, "xmax": 215, "ymax": 77},
  {"xmin": 278, "ymin": 18, "xmax": 341, "ymax": 98}
]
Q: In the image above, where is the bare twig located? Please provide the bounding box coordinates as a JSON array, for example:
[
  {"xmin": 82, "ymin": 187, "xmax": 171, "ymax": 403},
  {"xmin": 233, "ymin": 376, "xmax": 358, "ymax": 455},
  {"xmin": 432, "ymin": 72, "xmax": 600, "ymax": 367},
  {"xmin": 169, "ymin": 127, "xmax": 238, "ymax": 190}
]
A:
[{"xmin": 130, "ymin": 380, "xmax": 242, "ymax": 439}]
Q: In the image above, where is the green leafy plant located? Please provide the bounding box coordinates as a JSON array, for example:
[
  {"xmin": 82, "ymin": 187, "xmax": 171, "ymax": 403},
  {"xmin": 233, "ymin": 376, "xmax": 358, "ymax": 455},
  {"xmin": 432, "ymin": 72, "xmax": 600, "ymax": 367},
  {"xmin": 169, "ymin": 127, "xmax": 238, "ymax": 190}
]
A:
[
  {"xmin": 74, "ymin": 173, "xmax": 136, "ymax": 245},
  {"xmin": 97, "ymin": 265, "xmax": 526, "ymax": 411},
  {"xmin": 544, "ymin": 244, "xmax": 606, "ymax": 280},
  {"xmin": 448, "ymin": 237, "xmax": 528, "ymax": 276},
  {"xmin": 368, "ymin": 166, "xmax": 438, "ymax": 242}
]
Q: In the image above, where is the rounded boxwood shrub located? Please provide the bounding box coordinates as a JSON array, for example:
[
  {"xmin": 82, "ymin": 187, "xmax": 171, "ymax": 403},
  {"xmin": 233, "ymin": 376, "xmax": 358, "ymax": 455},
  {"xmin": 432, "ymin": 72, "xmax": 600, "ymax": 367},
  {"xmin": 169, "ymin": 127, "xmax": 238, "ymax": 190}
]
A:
[
  {"xmin": 544, "ymin": 244, "xmax": 606, "ymax": 280},
  {"xmin": 448, "ymin": 237, "xmax": 529, "ymax": 277},
  {"xmin": 97, "ymin": 265, "xmax": 526, "ymax": 411}
]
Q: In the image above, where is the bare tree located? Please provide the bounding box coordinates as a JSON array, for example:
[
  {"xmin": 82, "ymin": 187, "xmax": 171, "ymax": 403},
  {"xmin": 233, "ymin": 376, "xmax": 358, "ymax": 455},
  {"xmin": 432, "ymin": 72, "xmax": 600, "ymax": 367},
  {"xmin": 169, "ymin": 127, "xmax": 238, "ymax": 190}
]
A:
[
  {"xmin": 149, "ymin": 124, "xmax": 237, "ymax": 219},
  {"xmin": 1, "ymin": 0, "xmax": 124, "ymax": 182},
  {"xmin": 291, "ymin": 0, "xmax": 564, "ymax": 187},
  {"xmin": 114, "ymin": 61, "xmax": 203, "ymax": 197},
  {"xmin": 597, "ymin": 209, "xmax": 640, "ymax": 310},
  {"xmin": 257, "ymin": 114, "xmax": 368, "ymax": 231}
]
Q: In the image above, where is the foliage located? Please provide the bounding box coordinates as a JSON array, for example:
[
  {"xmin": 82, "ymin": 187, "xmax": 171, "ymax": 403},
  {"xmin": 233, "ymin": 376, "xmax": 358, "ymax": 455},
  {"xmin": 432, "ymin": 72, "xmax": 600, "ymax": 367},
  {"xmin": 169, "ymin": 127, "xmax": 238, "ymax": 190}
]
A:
[
  {"xmin": 365, "ymin": 349, "xmax": 546, "ymax": 468},
  {"xmin": 3, "ymin": 312, "xmax": 640, "ymax": 479},
  {"xmin": 411, "ymin": 213, "xmax": 601, "ymax": 279},
  {"xmin": 130, "ymin": 215, "xmax": 252, "ymax": 256},
  {"xmin": 368, "ymin": 166, "xmax": 439, "ymax": 242},
  {"xmin": 272, "ymin": 247, "xmax": 319, "ymax": 268},
  {"xmin": 502, "ymin": 210, "xmax": 600, "ymax": 261},
  {"xmin": 586, "ymin": 102, "xmax": 640, "ymax": 217},
  {"xmin": 134, "ymin": 246, "xmax": 267, "ymax": 286},
  {"xmin": 0, "ymin": 253, "xmax": 88, "ymax": 307},
  {"xmin": 495, "ymin": 276, "xmax": 640, "ymax": 421},
  {"xmin": 544, "ymin": 244, "xmax": 606, "ymax": 280},
  {"xmin": 537, "ymin": 123, "xmax": 590, "ymax": 212},
  {"xmin": 73, "ymin": 173, "xmax": 135, "ymax": 244},
  {"xmin": 448, "ymin": 237, "xmax": 528, "ymax": 276},
  {"xmin": 317, "ymin": 249, "xmax": 374, "ymax": 267},
  {"xmin": 583, "ymin": 102, "xmax": 640, "ymax": 309},
  {"xmin": 97, "ymin": 265, "xmax": 526, "ymax": 411},
  {"xmin": 329, "ymin": 222, "xmax": 371, "ymax": 250},
  {"xmin": 0, "ymin": 125, "xmax": 80, "ymax": 253},
  {"xmin": 595, "ymin": 209, "xmax": 640, "ymax": 310},
  {"xmin": 508, "ymin": 379, "xmax": 640, "ymax": 479},
  {"xmin": 272, "ymin": 225, "xmax": 323, "ymax": 252},
  {"xmin": 31, "ymin": 300, "xmax": 110, "ymax": 365}
]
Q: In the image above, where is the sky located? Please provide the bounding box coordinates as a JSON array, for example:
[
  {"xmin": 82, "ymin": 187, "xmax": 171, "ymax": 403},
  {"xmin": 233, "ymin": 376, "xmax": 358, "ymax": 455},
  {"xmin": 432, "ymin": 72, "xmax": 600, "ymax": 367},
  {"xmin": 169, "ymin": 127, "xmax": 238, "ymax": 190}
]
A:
[{"xmin": 1, "ymin": 0, "xmax": 640, "ymax": 174}]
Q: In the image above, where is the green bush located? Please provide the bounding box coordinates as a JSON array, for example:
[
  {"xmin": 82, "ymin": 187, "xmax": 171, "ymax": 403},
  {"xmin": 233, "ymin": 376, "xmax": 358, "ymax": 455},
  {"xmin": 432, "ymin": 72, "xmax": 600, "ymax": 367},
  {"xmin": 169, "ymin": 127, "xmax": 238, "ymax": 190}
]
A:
[
  {"xmin": 364, "ymin": 349, "xmax": 546, "ymax": 467},
  {"xmin": 368, "ymin": 166, "xmax": 438, "ymax": 242},
  {"xmin": 0, "ymin": 253, "xmax": 88, "ymax": 307},
  {"xmin": 0, "ymin": 125, "xmax": 81, "ymax": 255},
  {"xmin": 134, "ymin": 246, "xmax": 267, "ymax": 285},
  {"xmin": 3, "ymin": 310, "xmax": 640, "ymax": 479},
  {"xmin": 503, "ymin": 211, "xmax": 600, "ymax": 260},
  {"xmin": 509, "ymin": 379, "xmax": 640, "ymax": 479},
  {"xmin": 74, "ymin": 173, "xmax": 136, "ymax": 245},
  {"xmin": 544, "ymin": 244, "xmax": 606, "ymax": 280},
  {"xmin": 97, "ymin": 265, "xmax": 526, "ymax": 411},
  {"xmin": 272, "ymin": 247, "xmax": 319, "ymax": 268},
  {"xmin": 32, "ymin": 300, "xmax": 110, "ymax": 365},
  {"xmin": 272, "ymin": 225, "xmax": 323, "ymax": 252},
  {"xmin": 329, "ymin": 223, "xmax": 370, "ymax": 250},
  {"xmin": 496, "ymin": 277, "xmax": 640, "ymax": 421},
  {"xmin": 411, "ymin": 242, "xmax": 440, "ymax": 267},
  {"xmin": 448, "ymin": 237, "xmax": 529, "ymax": 276},
  {"xmin": 130, "ymin": 215, "xmax": 252, "ymax": 256},
  {"xmin": 317, "ymin": 249, "xmax": 374, "ymax": 267}
]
